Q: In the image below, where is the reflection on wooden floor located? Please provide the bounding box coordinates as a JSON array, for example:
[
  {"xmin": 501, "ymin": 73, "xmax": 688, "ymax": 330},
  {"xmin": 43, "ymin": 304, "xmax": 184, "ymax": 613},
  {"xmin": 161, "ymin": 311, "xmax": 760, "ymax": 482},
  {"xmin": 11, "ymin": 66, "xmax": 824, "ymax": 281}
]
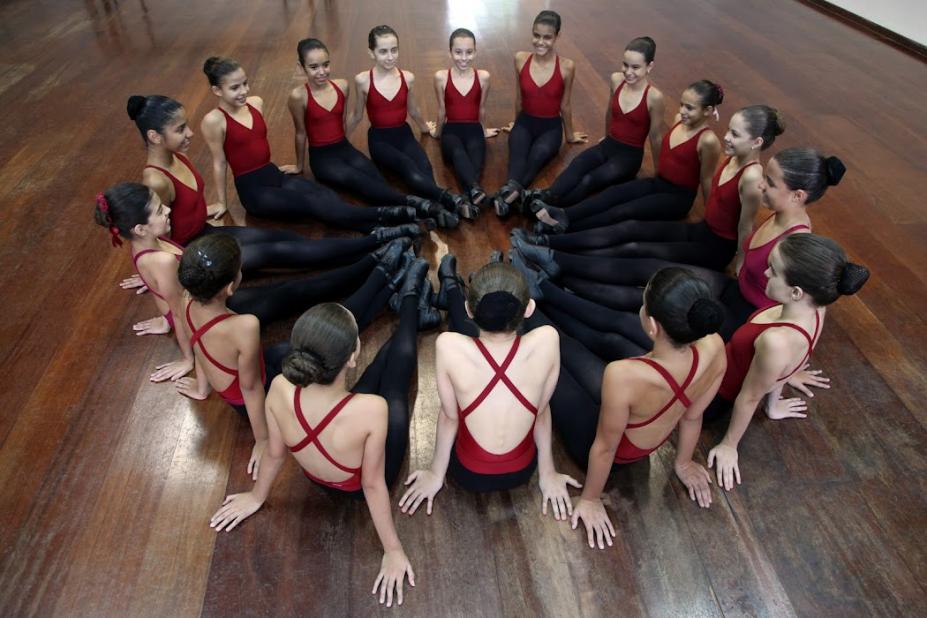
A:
[{"xmin": 0, "ymin": 0, "xmax": 925, "ymax": 615}]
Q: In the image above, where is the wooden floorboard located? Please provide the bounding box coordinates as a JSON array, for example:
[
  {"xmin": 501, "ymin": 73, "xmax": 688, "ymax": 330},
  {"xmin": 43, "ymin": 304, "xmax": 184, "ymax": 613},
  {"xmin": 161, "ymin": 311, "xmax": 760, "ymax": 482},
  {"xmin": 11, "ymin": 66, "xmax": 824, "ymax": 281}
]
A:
[{"xmin": 1, "ymin": 0, "xmax": 926, "ymax": 616}]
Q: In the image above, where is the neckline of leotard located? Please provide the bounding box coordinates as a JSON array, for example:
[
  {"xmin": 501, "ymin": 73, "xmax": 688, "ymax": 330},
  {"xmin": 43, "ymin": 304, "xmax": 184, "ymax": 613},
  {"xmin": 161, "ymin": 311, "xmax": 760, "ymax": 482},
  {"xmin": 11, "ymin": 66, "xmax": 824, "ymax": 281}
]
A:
[
  {"xmin": 525, "ymin": 53, "xmax": 560, "ymax": 89},
  {"xmin": 218, "ymin": 104, "xmax": 258, "ymax": 131},
  {"xmin": 667, "ymin": 121, "xmax": 709, "ymax": 150},
  {"xmin": 448, "ymin": 67, "xmax": 478, "ymax": 98},
  {"xmin": 289, "ymin": 389, "xmax": 360, "ymax": 476},
  {"xmin": 130, "ymin": 237, "xmax": 184, "ymax": 301},
  {"xmin": 747, "ymin": 215, "xmax": 810, "ymax": 251},
  {"xmin": 306, "ymin": 81, "xmax": 343, "ymax": 113},
  {"xmin": 144, "ymin": 153, "xmax": 200, "ymax": 194},
  {"xmin": 717, "ymin": 157, "xmax": 760, "ymax": 188},
  {"xmin": 615, "ymin": 80, "xmax": 650, "ymax": 115},
  {"xmin": 747, "ymin": 307, "xmax": 822, "ymax": 380},
  {"xmin": 369, "ymin": 68, "xmax": 406, "ymax": 103}
]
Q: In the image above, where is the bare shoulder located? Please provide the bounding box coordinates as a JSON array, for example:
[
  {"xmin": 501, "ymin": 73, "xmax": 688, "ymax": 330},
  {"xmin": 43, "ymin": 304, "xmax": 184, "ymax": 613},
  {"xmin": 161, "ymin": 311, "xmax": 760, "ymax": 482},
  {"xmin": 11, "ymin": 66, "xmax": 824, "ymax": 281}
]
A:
[
  {"xmin": 523, "ymin": 324, "xmax": 559, "ymax": 348},
  {"xmin": 434, "ymin": 68, "xmax": 448, "ymax": 82},
  {"xmin": 401, "ymin": 69, "xmax": 416, "ymax": 84},
  {"xmin": 514, "ymin": 51, "xmax": 530, "ymax": 69},
  {"xmin": 142, "ymin": 167, "xmax": 171, "ymax": 193},
  {"xmin": 201, "ymin": 108, "xmax": 225, "ymax": 129},
  {"xmin": 604, "ymin": 357, "xmax": 649, "ymax": 390},
  {"xmin": 436, "ymin": 330, "xmax": 470, "ymax": 353},
  {"xmin": 647, "ymin": 84, "xmax": 664, "ymax": 103},
  {"xmin": 267, "ymin": 374, "xmax": 294, "ymax": 407},
  {"xmin": 560, "ymin": 57, "xmax": 575, "ymax": 72},
  {"xmin": 609, "ymin": 72, "xmax": 623, "ymax": 89},
  {"xmin": 229, "ymin": 313, "xmax": 260, "ymax": 342},
  {"xmin": 289, "ymin": 84, "xmax": 308, "ymax": 104},
  {"xmin": 332, "ymin": 77, "xmax": 349, "ymax": 92},
  {"xmin": 354, "ymin": 70, "xmax": 369, "ymax": 85},
  {"xmin": 699, "ymin": 129, "xmax": 721, "ymax": 149},
  {"xmin": 740, "ymin": 162, "xmax": 764, "ymax": 184},
  {"xmin": 477, "ymin": 69, "xmax": 490, "ymax": 82}
]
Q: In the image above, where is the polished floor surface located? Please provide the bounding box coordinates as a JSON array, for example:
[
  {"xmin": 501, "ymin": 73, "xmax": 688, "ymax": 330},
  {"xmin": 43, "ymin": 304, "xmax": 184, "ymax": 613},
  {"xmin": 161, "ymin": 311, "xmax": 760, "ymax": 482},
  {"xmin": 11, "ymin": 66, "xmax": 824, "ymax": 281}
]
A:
[{"xmin": 1, "ymin": 0, "xmax": 926, "ymax": 615}]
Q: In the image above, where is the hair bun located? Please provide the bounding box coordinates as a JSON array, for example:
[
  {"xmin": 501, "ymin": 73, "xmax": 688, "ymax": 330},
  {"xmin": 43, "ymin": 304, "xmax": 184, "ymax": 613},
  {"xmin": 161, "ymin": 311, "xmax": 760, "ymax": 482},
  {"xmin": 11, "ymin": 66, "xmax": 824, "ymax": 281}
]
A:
[
  {"xmin": 687, "ymin": 298, "xmax": 724, "ymax": 336},
  {"xmin": 772, "ymin": 109, "xmax": 786, "ymax": 136},
  {"xmin": 825, "ymin": 156, "xmax": 846, "ymax": 186},
  {"xmin": 282, "ymin": 348, "xmax": 325, "ymax": 386},
  {"xmin": 126, "ymin": 95, "xmax": 146, "ymax": 120},
  {"xmin": 837, "ymin": 262, "xmax": 870, "ymax": 296}
]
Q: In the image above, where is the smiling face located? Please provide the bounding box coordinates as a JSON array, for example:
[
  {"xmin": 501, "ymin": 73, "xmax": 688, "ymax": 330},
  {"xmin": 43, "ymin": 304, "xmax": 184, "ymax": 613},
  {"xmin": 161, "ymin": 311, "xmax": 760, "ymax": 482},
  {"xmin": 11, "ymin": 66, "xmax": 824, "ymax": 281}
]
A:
[
  {"xmin": 139, "ymin": 191, "xmax": 171, "ymax": 238},
  {"xmin": 531, "ymin": 23, "xmax": 557, "ymax": 56},
  {"xmin": 758, "ymin": 157, "xmax": 800, "ymax": 211},
  {"xmin": 450, "ymin": 35, "xmax": 476, "ymax": 71},
  {"xmin": 678, "ymin": 88, "xmax": 711, "ymax": 127},
  {"xmin": 621, "ymin": 50, "xmax": 651, "ymax": 85},
  {"xmin": 369, "ymin": 34, "xmax": 399, "ymax": 70},
  {"xmin": 212, "ymin": 67, "xmax": 250, "ymax": 108},
  {"xmin": 152, "ymin": 106, "xmax": 194, "ymax": 154},
  {"xmin": 300, "ymin": 48, "xmax": 332, "ymax": 87},
  {"xmin": 722, "ymin": 112, "xmax": 760, "ymax": 157},
  {"xmin": 763, "ymin": 243, "xmax": 795, "ymax": 303}
]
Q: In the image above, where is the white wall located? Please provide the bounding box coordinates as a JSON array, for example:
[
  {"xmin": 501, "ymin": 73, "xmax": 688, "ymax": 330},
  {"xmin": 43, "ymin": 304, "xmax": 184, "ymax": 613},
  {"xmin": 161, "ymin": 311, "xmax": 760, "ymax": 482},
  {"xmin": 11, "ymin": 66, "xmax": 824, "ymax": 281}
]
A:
[{"xmin": 828, "ymin": 0, "xmax": 927, "ymax": 46}]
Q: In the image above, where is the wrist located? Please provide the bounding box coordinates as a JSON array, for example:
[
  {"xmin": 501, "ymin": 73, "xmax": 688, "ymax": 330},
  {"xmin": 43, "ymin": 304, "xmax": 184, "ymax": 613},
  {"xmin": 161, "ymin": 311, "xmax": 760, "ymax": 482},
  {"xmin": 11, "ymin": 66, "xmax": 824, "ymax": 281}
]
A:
[
  {"xmin": 383, "ymin": 541, "xmax": 404, "ymax": 553},
  {"xmin": 720, "ymin": 436, "xmax": 739, "ymax": 449}
]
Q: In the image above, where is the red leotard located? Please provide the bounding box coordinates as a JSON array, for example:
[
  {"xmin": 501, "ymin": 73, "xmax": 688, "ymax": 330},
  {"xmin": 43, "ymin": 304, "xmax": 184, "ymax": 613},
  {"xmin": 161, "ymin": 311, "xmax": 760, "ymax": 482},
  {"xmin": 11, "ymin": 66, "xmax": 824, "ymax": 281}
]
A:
[
  {"xmin": 704, "ymin": 159, "xmax": 762, "ymax": 241},
  {"xmin": 718, "ymin": 307, "xmax": 821, "ymax": 402},
  {"xmin": 289, "ymin": 390, "xmax": 362, "ymax": 492},
  {"xmin": 131, "ymin": 237, "xmax": 184, "ymax": 329},
  {"xmin": 454, "ymin": 337, "xmax": 540, "ymax": 475},
  {"xmin": 657, "ymin": 122, "xmax": 710, "ymax": 191},
  {"xmin": 615, "ymin": 346, "xmax": 700, "ymax": 464},
  {"xmin": 366, "ymin": 69, "xmax": 408, "ymax": 129},
  {"xmin": 738, "ymin": 217, "xmax": 811, "ymax": 309},
  {"xmin": 608, "ymin": 82, "xmax": 651, "ymax": 147},
  {"xmin": 185, "ymin": 302, "xmax": 267, "ymax": 407},
  {"xmin": 218, "ymin": 104, "xmax": 272, "ymax": 177},
  {"xmin": 519, "ymin": 54, "xmax": 564, "ymax": 119},
  {"xmin": 144, "ymin": 153, "xmax": 207, "ymax": 245},
  {"xmin": 444, "ymin": 69, "xmax": 481, "ymax": 123},
  {"xmin": 304, "ymin": 82, "xmax": 346, "ymax": 147}
]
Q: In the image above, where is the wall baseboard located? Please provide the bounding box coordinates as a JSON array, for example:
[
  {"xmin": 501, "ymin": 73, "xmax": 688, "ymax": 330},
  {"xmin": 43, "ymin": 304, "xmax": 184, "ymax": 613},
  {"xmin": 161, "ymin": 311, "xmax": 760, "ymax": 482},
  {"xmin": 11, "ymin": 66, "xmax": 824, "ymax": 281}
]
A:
[{"xmin": 796, "ymin": 0, "xmax": 927, "ymax": 61}]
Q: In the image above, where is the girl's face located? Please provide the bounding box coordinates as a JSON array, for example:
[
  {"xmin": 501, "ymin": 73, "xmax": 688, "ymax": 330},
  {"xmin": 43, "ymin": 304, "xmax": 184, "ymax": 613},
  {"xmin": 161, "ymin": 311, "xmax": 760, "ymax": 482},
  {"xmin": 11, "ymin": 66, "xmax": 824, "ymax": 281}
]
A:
[
  {"xmin": 621, "ymin": 50, "xmax": 651, "ymax": 85},
  {"xmin": 213, "ymin": 68, "xmax": 250, "ymax": 107},
  {"xmin": 763, "ymin": 244, "xmax": 793, "ymax": 303},
  {"xmin": 301, "ymin": 48, "xmax": 332, "ymax": 87},
  {"xmin": 678, "ymin": 88, "xmax": 712, "ymax": 128},
  {"xmin": 758, "ymin": 158, "xmax": 799, "ymax": 211},
  {"xmin": 450, "ymin": 36, "xmax": 476, "ymax": 72},
  {"xmin": 142, "ymin": 191, "xmax": 171, "ymax": 238},
  {"xmin": 155, "ymin": 107, "xmax": 194, "ymax": 154},
  {"xmin": 722, "ymin": 112, "xmax": 758, "ymax": 157},
  {"xmin": 531, "ymin": 23, "xmax": 557, "ymax": 56},
  {"xmin": 370, "ymin": 34, "xmax": 399, "ymax": 70}
]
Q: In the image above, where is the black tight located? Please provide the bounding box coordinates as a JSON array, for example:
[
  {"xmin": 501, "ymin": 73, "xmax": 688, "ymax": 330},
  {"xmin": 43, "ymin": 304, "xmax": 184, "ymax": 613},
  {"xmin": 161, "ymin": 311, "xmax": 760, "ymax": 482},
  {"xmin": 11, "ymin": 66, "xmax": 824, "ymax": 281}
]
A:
[
  {"xmin": 308, "ymin": 139, "xmax": 407, "ymax": 205},
  {"xmin": 368, "ymin": 125, "xmax": 446, "ymax": 200},
  {"xmin": 563, "ymin": 177, "xmax": 695, "ymax": 232},
  {"xmin": 547, "ymin": 137, "xmax": 643, "ymax": 206},
  {"xmin": 552, "ymin": 220, "xmax": 736, "ymax": 270},
  {"xmin": 506, "ymin": 112, "xmax": 563, "ymax": 188},
  {"xmin": 234, "ymin": 163, "xmax": 382, "ymax": 231},
  {"xmin": 351, "ymin": 292, "xmax": 420, "ymax": 486},
  {"xmin": 440, "ymin": 122, "xmax": 486, "ymax": 190},
  {"xmin": 198, "ymin": 224, "xmax": 377, "ymax": 273},
  {"xmin": 539, "ymin": 280, "xmax": 648, "ymax": 360},
  {"xmin": 553, "ymin": 251, "xmax": 755, "ymax": 340},
  {"xmin": 524, "ymin": 311, "xmax": 605, "ymax": 469},
  {"xmin": 227, "ymin": 256, "xmax": 380, "ymax": 326}
]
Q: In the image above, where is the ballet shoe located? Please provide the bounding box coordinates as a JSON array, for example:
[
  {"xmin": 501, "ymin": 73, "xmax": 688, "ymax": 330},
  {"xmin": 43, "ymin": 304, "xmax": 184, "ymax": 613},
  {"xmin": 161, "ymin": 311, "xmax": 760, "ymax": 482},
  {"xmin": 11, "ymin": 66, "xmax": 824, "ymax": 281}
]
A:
[
  {"xmin": 468, "ymin": 185, "xmax": 487, "ymax": 206},
  {"xmin": 372, "ymin": 223, "xmax": 422, "ymax": 243},
  {"xmin": 417, "ymin": 280, "xmax": 442, "ymax": 331},
  {"xmin": 511, "ymin": 227, "xmax": 549, "ymax": 247},
  {"xmin": 511, "ymin": 235, "xmax": 561, "ymax": 279},
  {"xmin": 434, "ymin": 254, "xmax": 463, "ymax": 310},
  {"xmin": 508, "ymin": 249, "xmax": 546, "ymax": 300},
  {"xmin": 533, "ymin": 202, "xmax": 569, "ymax": 233},
  {"xmin": 406, "ymin": 196, "xmax": 441, "ymax": 219},
  {"xmin": 378, "ymin": 205, "xmax": 417, "ymax": 224},
  {"xmin": 372, "ymin": 238, "xmax": 411, "ymax": 273},
  {"xmin": 523, "ymin": 188, "xmax": 552, "ymax": 212},
  {"xmin": 433, "ymin": 207, "xmax": 460, "ymax": 229},
  {"xmin": 491, "ymin": 179, "xmax": 523, "ymax": 217}
]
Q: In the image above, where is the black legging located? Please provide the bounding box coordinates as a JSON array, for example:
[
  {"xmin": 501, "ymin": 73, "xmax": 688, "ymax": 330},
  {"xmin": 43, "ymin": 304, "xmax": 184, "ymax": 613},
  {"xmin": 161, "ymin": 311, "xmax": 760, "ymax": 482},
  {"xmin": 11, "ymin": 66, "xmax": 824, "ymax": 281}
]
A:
[
  {"xmin": 443, "ymin": 285, "xmax": 538, "ymax": 491},
  {"xmin": 308, "ymin": 139, "xmax": 408, "ymax": 205},
  {"xmin": 234, "ymin": 163, "xmax": 384, "ymax": 231},
  {"xmin": 539, "ymin": 280, "xmax": 648, "ymax": 360},
  {"xmin": 546, "ymin": 137, "xmax": 643, "ymax": 206},
  {"xmin": 199, "ymin": 224, "xmax": 378, "ymax": 273},
  {"xmin": 368, "ymin": 124, "xmax": 446, "ymax": 201},
  {"xmin": 506, "ymin": 112, "xmax": 563, "ymax": 188},
  {"xmin": 553, "ymin": 251, "xmax": 755, "ymax": 340},
  {"xmin": 351, "ymin": 291, "xmax": 420, "ymax": 486},
  {"xmin": 561, "ymin": 176, "xmax": 695, "ymax": 232},
  {"xmin": 558, "ymin": 220, "xmax": 737, "ymax": 270},
  {"xmin": 227, "ymin": 255, "xmax": 381, "ymax": 326},
  {"xmin": 524, "ymin": 311, "xmax": 606, "ymax": 469},
  {"xmin": 440, "ymin": 122, "xmax": 486, "ymax": 191}
]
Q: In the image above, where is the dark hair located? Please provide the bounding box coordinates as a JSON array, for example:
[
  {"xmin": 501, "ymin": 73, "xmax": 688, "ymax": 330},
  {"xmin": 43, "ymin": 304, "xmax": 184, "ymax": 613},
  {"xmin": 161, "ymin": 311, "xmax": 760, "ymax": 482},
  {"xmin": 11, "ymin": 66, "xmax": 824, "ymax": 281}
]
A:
[
  {"xmin": 736, "ymin": 105, "xmax": 785, "ymax": 150},
  {"xmin": 687, "ymin": 79, "xmax": 723, "ymax": 108},
  {"xmin": 644, "ymin": 268, "xmax": 723, "ymax": 345},
  {"xmin": 126, "ymin": 95, "xmax": 183, "ymax": 144},
  {"xmin": 368, "ymin": 25, "xmax": 399, "ymax": 50},
  {"xmin": 772, "ymin": 148, "xmax": 846, "ymax": 203},
  {"xmin": 533, "ymin": 10, "xmax": 562, "ymax": 34},
  {"xmin": 178, "ymin": 234, "xmax": 242, "ymax": 303},
  {"xmin": 297, "ymin": 38, "xmax": 329, "ymax": 66},
  {"xmin": 777, "ymin": 234, "xmax": 869, "ymax": 306},
  {"xmin": 93, "ymin": 182, "xmax": 152, "ymax": 241},
  {"xmin": 625, "ymin": 36, "xmax": 656, "ymax": 63},
  {"xmin": 203, "ymin": 56, "xmax": 242, "ymax": 87},
  {"xmin": 466, "ymin": 263, "xmax": 529, "ymax": 333},
  {"xmin": 449, "ymin": 28, "xmax": 476, "ymax": 50},
  {"xmin": 282, "ymin": 303, "xmax": 358, "ymax": 386}
]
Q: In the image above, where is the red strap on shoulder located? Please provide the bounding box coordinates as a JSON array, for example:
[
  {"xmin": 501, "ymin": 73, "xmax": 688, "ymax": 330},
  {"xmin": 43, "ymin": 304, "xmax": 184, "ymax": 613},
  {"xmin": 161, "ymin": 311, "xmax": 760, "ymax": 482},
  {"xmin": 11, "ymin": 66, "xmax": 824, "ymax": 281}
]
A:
[
  {"xmin": 627, "ymin": 345, "xmax": 700, "ymax": 428},
  {"xmin": 459, "ymin": 337, "xmax": 538, "ymax": 417},
  {"xmin": 290, "ymin": 390, "xmax": 359, "ymax": 474}
]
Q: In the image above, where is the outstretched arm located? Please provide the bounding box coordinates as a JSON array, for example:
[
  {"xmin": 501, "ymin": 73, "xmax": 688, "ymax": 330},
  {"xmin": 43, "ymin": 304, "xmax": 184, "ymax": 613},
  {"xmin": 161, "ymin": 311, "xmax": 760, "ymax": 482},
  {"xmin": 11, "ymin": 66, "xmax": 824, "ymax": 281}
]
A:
[
  {"xmin": 200, "ymin": 112, "xmax": 230, "ymax": 213},
  {"xmin": 405, "ymin": 72, "xmax": 434, "ymax": 134}
]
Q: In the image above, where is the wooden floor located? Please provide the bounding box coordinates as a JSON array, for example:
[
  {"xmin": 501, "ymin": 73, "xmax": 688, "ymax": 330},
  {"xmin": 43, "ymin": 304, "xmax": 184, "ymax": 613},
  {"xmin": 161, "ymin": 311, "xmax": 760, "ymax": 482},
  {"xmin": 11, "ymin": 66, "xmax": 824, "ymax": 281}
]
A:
[{"xmin": 1, "ymin": 0, "xmax": 926, "ymax": 616}]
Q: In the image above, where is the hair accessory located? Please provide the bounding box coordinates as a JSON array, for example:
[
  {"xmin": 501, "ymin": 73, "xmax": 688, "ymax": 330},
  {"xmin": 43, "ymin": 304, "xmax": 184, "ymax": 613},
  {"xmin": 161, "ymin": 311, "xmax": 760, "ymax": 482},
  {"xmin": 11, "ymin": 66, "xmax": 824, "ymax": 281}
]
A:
[
  {"xmin": 474, "ymin": 291, "xmax": 524, "ymax": 331},
  {"xmin": 195, "ymin": 248, "xmax": 214, "ymax": 268},
  {"xmin": 108, "ymin": 225, "xmax": 123, "ymax": 247}
]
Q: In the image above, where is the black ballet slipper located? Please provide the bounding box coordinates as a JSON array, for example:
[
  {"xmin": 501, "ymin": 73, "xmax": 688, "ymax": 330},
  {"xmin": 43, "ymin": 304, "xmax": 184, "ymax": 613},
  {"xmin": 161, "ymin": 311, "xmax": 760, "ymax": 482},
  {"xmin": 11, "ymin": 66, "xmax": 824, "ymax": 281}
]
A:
[
  {"xmin": 372, "ymin": 238, "xmax": 412, "ymax": 274},
  {"xmin": 508, "ymin": 249, "xmax": 547, "ymax": 300},
  {"xmin": 468, "ymin": 185, "xmax": 487, "ymax": 206},
  {"xmin": 372, "ymin": 223, "xmax": 422, "ymax": 243},
  {"xmin": 435, "ymin": 254, "xmax": 463, "ymax": 310},
  {"xmin": 511, "ymin": 235, "xmax": 560, "ymax": 279},
  {"xmin": 510, "ymin": 227, "xmax": 549, "ymax": 247},
  {"xmin": 533, "ymin": 202, "xmax": 569, "ymax": 233},
  {"xmin": 378, "ymin": 206, "xmax": 417, "ymax": 225}
]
